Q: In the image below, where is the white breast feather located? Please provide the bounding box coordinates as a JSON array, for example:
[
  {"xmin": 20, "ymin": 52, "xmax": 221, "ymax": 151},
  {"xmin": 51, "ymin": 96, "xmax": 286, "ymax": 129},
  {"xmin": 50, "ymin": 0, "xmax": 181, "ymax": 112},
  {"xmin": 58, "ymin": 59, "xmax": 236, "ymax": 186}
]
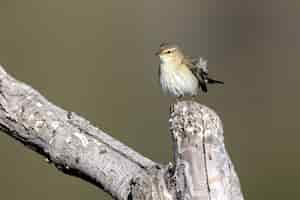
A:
[{"xmin": 160, "ymin": 63, "xmax": 198, "ymax": 97}]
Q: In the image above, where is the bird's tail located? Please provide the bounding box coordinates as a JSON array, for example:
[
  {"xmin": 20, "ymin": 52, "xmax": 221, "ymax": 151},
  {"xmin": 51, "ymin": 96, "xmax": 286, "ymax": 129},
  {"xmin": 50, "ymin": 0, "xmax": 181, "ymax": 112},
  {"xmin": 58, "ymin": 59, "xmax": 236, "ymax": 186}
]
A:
[{"xmin": 206, "ymin": 77, "xmax": 224, "ymax": 84}]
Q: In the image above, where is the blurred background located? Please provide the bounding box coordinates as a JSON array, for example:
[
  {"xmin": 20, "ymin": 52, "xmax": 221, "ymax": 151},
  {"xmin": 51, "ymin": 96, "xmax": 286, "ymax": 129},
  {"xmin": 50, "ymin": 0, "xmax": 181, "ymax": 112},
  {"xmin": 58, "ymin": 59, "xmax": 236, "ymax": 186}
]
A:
[{"xmin": 0, "ymin": 0, "xmax": 299, "ymax": 199}]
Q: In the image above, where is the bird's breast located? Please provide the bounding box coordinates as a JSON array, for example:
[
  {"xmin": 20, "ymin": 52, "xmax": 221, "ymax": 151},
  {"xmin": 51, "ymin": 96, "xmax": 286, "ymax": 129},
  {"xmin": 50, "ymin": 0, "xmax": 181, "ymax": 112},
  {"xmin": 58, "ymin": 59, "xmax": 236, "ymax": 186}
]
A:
[{"xmin": 159, "ymin": 63, "xmax": 198, "ymax": 96}]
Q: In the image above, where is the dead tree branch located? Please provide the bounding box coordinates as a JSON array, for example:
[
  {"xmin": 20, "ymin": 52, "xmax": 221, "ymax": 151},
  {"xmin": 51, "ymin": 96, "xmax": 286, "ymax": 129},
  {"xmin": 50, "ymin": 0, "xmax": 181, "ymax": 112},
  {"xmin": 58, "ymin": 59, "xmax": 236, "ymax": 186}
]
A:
[
  {"xmin": 169, "ymin": 102, "xmax": 244, "ymax": 200},
  {"xmin": 0, "ymin": 65, "xmax": 243, "ymax": 200}
]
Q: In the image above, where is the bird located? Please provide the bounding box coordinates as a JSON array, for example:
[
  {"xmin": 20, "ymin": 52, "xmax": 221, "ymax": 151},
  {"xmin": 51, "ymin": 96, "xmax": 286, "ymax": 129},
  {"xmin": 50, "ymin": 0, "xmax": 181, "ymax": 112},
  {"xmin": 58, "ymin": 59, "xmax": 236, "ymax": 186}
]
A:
[{"xmin": 156, "ymin": 43, "xmax": 224, "ymax": 98}]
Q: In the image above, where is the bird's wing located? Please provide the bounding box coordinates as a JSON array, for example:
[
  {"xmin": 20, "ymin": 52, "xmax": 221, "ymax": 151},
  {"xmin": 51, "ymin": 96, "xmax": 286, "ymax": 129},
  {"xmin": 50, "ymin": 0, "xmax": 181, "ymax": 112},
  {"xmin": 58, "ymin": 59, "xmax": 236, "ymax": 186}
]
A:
[
  {"xmin": 183, "ymin": 57, "xmax": 208, "ymax": 92},
  {"xmin": 184, "ymin": 57, "xmax": 224, "ymax": 86},
  {"xmin": 186, "ymin": 57, "xmax": 208, "ymax": 74}
]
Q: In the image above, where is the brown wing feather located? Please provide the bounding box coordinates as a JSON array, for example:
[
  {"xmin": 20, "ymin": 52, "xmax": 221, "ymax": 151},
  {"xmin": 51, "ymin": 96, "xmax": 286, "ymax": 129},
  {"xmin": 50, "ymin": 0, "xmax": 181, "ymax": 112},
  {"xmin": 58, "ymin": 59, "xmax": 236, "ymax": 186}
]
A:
[
  {"xmin": 183, "ymin": 57, "xmax": 224, "ymax": 92},
  {"xmin": 183, "ymin": 58, "xmax": 208, "ymax": 92}
]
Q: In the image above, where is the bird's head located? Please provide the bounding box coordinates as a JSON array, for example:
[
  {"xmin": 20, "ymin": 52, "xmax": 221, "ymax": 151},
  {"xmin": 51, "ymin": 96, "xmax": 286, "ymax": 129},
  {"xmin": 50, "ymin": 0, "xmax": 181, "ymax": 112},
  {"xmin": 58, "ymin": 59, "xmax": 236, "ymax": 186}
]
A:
[{"xmin": 156, "ymin": 43, "xmax": 184, "ymax": 64}]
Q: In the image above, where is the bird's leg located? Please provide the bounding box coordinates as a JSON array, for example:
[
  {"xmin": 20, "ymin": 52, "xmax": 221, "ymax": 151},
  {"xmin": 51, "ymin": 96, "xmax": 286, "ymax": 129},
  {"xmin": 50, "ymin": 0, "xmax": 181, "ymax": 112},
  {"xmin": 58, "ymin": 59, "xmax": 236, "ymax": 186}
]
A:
[
  {"xmin": 169, "ymin": 103, "xmax": 174, "ymax": 113},
  {"xmin": 191, "ymin": 95, "xmax": 197, "ymax": 102},
  {"xmin": 170, "ymin": 95, "xmax": 183, "ymax": 113},
  {"xmin": 176, "ymin": 95, "xmax": 183, "ymax": 102}
]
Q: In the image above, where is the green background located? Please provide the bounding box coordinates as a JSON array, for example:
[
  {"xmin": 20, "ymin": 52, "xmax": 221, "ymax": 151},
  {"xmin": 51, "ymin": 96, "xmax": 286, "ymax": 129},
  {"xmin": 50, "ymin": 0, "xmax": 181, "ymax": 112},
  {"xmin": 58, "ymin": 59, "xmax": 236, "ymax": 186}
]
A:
[{"xmin": 0, "ymin": 1, "xmax": 299, "ymax": 199}]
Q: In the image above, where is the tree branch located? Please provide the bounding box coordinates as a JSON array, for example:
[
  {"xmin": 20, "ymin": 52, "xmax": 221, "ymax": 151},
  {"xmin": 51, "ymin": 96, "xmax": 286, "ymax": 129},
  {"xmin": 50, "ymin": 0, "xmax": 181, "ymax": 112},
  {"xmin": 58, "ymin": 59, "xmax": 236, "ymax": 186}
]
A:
[
  {"xmin": 0, "ymin": 65, "xmax": 244, "ymax": 200},
  {"xmin": 0, "ymin": 65, "xmax": 159, "ymax": 200}
]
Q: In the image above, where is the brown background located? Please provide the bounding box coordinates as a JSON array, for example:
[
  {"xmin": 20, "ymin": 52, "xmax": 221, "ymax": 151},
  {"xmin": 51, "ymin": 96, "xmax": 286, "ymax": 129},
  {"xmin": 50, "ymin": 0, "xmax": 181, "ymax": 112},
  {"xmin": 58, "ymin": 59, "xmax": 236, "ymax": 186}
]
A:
[{"xmin": 0, "ymin": 1, "xmax": 299, "ymax": 199}]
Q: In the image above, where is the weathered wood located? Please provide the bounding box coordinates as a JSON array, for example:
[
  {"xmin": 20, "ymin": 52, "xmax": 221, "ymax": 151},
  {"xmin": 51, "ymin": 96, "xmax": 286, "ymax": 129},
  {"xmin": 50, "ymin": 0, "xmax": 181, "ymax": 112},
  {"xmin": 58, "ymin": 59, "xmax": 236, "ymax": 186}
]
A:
[
  {"xmin": 0, "ymin": 65, "xmax": 244, "ymax": 200},
  {"xmin": 0, "ymin": 65, "xmax": 160, "ymax": 200},
  {"xmin": 169, "ymin": 101, "xmax": 244, "ymax": 200}
]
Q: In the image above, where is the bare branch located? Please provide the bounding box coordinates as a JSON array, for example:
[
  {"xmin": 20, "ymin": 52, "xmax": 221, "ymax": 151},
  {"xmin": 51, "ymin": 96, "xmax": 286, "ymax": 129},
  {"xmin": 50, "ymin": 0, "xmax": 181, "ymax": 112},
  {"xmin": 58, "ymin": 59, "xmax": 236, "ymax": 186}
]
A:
[
  {"xmin": 169, "ymin": 101, "xmax": 244, "ymax": 200},
  {"xmin": 0, "ymin": 65, "xmax": 161, "ymax": 200},
  {"xmin": 0, "ymin": 65, "xmax": 244, "ymax": 200}
]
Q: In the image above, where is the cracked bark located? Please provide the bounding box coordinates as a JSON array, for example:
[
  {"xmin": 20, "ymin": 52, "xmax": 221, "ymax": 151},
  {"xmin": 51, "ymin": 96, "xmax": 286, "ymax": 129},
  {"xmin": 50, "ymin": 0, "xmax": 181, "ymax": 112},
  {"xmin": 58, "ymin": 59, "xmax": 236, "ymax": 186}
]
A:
[{"xmin": 0, "ymin": 65, "xmax": 244, "ymax": 200}]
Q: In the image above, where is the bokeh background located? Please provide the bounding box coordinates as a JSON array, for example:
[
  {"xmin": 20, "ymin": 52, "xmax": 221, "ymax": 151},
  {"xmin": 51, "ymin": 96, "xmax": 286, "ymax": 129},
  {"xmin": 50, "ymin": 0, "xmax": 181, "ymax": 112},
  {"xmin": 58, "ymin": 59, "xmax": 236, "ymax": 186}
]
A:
[{"xmin": 0, "ymin": 0, "xmax": 299, "ymax": 199}]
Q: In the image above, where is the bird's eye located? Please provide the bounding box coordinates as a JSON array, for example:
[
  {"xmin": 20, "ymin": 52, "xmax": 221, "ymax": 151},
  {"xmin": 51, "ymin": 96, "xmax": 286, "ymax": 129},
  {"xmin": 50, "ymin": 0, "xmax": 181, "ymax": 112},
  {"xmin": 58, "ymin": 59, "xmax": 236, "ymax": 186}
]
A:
[{"xmin": 166, "ymin": 50, "xmax": 171, "ymax": 54}]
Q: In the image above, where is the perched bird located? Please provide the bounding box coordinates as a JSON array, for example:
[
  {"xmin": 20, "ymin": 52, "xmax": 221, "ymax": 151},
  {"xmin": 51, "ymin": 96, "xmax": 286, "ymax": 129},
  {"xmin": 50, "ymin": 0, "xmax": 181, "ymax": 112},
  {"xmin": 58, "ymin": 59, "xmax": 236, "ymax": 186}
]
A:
[{"xmin": 156, "ymin": 43, "xmax": 224, "ymax": 97}]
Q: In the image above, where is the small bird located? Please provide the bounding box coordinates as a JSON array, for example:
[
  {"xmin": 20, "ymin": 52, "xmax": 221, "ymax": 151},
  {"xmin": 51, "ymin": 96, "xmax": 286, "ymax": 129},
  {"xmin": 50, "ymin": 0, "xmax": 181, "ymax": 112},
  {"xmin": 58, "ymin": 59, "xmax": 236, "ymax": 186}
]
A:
[{"xmin": 156, "ymin": 43, "xmax": 224, "ymax": 97}]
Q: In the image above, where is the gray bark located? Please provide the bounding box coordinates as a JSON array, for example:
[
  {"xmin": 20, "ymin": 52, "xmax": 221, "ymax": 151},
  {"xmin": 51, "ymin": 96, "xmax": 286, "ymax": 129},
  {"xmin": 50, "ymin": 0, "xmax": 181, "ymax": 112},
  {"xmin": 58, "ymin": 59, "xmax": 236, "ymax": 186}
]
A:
[
  {"xmin": 0, "ymin": 65, "xmax": 244, "ymax": 200},
  {"xmin": 169, "ymin": 102, "xmax": 244, "ymax": 200}
]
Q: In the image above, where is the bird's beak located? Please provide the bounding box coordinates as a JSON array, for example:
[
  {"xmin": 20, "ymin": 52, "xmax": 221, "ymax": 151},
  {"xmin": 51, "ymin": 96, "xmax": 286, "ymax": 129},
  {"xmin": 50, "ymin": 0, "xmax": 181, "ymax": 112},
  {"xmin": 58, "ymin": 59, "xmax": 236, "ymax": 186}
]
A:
[{"xmin": 155, "ymin": 50, "xmax": 161, "ymax": 56}]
